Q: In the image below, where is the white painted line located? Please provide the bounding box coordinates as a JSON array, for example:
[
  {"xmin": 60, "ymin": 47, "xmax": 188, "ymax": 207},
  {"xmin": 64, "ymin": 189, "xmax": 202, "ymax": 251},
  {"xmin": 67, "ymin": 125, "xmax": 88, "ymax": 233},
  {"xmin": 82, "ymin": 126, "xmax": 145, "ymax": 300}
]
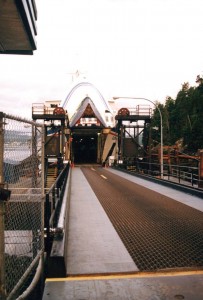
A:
[{"xmin": 101, "ymin": 175, "xmax": 107, "ymax": 180}]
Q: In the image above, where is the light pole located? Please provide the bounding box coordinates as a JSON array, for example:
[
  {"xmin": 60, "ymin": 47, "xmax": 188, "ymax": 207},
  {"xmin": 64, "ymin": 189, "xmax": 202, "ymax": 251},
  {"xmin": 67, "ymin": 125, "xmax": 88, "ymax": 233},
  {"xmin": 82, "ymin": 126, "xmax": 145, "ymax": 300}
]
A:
[{"xmin": 113, "ymin": 97, "xmax": 163, "ymax": 179}]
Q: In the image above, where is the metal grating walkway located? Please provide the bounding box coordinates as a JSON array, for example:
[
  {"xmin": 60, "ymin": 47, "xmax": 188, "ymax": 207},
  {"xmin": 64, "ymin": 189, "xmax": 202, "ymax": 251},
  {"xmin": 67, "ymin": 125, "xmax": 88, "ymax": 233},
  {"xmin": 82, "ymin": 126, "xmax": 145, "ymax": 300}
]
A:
[{"xmin": 81, "ymin": 167, "xmax": 203, "ymax": 272}]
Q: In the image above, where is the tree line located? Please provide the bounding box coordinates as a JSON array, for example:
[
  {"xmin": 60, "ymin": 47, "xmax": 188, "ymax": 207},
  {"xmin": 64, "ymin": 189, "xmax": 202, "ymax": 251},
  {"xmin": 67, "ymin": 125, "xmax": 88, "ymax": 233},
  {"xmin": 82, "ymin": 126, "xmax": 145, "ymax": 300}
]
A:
[{"xmin": 150, "ymin": 75, "xmax": 203, "ymax": 155}]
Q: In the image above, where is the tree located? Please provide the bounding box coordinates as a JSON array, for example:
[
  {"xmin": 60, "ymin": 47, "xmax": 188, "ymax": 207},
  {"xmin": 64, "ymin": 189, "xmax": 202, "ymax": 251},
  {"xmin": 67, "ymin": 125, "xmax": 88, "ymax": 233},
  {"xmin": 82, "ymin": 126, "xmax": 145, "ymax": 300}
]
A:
[
  {"xmin": 149, "ymin": 102, "xmax": 167, "ymax": 147},
  {"xmin": 164, "ymin": 96, "xmax": 176, "ymax": 145},
  {"xmin": 149, "ymin": 75, "xmax": 203, "ymax": 154}
]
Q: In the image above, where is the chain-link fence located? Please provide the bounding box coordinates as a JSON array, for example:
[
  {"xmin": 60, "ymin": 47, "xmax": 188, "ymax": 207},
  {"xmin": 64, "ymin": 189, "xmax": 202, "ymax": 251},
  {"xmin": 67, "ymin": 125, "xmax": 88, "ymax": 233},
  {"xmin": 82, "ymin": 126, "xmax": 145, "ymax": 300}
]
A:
[{"xmin": 0, "ymin": 112, "xmax": 44, "ymax": 300}]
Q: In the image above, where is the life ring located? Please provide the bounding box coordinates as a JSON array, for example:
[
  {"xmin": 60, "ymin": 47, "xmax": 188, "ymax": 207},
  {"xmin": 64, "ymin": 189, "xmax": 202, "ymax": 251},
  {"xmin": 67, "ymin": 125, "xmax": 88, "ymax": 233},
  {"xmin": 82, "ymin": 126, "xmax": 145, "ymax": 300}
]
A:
[
  {"xmin": 53, "ymin": 107, "xmax": 65, "ymax": 115},
  {"xmin": 118, "ymin": 107, "xmax": 130, "ymax": 116}
]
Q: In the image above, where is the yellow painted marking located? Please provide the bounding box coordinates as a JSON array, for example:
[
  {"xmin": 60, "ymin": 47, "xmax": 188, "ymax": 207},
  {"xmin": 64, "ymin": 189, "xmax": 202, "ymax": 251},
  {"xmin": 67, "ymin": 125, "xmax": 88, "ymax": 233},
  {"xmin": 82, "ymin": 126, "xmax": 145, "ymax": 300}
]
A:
[
  {"xmin": 46, "ymin": 270, "xmax": 203, "ymax": 282},
  {"xmin": 100, "ymin": 175, "xmax": 107, "ymax": 180}
]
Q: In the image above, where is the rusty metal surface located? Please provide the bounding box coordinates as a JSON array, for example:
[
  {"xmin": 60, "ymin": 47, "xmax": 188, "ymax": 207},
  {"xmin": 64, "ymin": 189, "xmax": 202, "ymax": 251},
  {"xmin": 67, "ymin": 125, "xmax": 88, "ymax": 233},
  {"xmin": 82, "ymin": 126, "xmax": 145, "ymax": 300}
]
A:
[{"xmin": 81, "ymin": 167, "xmax": 203, "ymax": 272}]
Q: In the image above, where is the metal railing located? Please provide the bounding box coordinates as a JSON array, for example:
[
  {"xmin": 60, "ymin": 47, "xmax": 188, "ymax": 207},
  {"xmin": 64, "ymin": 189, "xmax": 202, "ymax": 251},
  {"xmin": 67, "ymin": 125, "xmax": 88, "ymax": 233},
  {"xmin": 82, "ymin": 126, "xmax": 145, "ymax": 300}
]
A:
[
  {"xmin": 0, "ymin": 112, "xmax": 44, "ymax": 300},
  {"xmin": 44, "ymin": 163, "xmax": 70, "ymax": 254},
  {"xmin": 166, "ymin": 165, "xmax": 199, "ymax": 187},
  {"xmin": 117, "ymin": 160, "xmax": 202, "ymax": 189},
  {"xmin": 129, "ymin": 105, "xmax": 152, "ymax": 116}
]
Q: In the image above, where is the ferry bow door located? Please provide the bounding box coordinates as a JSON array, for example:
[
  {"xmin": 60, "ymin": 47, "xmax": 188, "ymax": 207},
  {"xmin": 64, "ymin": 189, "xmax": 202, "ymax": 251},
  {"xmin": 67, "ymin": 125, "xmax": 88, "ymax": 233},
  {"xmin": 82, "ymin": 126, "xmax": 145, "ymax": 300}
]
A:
[{"xmin": 71, "ymin": 133, "xmax": 98, "ymax": 164}]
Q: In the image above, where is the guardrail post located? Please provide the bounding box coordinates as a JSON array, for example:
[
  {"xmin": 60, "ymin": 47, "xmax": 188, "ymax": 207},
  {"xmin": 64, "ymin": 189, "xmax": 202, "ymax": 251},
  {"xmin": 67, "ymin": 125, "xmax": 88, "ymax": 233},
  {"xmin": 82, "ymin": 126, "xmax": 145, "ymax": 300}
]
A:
[
  {"xmin": 191, "ymin": 169, "xmax": 194, "ymax": 186},
  {"xmin": 0, "ymin": 191, "xmax": 11, "ymax": 300},
  {"xmin": 199, "ymin": 150, "xmax": 203, "ymax": 188},
  {"xmin": 0, "ymin": 113, "xmax": 4, "ymax": 190},
  {"xmin": 0, "ymin": 112, "xmax": 10, "ymax": 300},
  {"xmin": 52, "ymin": 187, "xmax": 56, "ymax": 210},
  {"xmin": 178, "ymin": 165, "xmax": 181, "ymax": 183},
  {"xmin": 0, "ymin": 112, "xmax": 6, "ymax": 300},
  {"xmin": 0, "ymin": 200, "xmax": 6, "ymax": 300},
  {"xmin": 56, "ymin": 180, "xmax": 60, "ymax": 198},
  {"xmin": 167, "ymin": 164, "xmax": 170, "ymax": 180},
  {"xmin": 45, "ymin": 193, "xmax": 50, "ymax": 254}
]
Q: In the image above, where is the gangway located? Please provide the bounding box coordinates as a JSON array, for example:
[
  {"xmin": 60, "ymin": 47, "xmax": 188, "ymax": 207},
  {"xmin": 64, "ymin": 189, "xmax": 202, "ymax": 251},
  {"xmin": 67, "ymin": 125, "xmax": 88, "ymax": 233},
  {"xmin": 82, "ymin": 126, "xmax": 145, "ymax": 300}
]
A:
[{"xmin": 42, "ymin": 166, "xmax": 203, "ymax": 300}]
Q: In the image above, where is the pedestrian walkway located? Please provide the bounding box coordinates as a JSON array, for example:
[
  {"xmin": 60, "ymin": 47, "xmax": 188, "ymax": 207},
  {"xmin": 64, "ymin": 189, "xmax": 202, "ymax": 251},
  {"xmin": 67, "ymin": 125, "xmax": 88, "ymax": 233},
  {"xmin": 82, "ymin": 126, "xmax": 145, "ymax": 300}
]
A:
[{"xmin": 67, "ymin": 167, "xmax": 138, "ymax": 275}]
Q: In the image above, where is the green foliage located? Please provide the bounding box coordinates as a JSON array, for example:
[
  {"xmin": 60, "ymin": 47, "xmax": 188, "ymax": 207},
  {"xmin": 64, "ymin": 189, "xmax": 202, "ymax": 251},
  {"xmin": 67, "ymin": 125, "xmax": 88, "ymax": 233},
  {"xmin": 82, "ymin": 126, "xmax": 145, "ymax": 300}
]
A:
[{"xmin": 150, "ymin": 75, "xmax": 203, "ymax": 154}]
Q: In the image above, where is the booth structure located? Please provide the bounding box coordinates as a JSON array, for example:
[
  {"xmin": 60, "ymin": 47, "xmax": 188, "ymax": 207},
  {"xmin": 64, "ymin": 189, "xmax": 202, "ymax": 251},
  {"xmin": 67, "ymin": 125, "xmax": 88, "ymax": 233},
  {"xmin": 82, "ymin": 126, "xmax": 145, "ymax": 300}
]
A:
[{"xmin": 0, "ymin": 0, "xmax": 37, "ymax": 55}]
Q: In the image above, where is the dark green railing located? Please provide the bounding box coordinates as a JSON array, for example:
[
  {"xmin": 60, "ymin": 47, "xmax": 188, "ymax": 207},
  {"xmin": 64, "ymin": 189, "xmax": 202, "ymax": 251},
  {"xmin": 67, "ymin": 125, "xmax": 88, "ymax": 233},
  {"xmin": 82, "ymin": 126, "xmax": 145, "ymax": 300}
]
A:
[
  {"xmin": 44, "ymin": 163, "xmax": 70, "ymax": 254},
  {"xmin": 116, "ymin": 161, "xmax": 202, "ymax": 189}
]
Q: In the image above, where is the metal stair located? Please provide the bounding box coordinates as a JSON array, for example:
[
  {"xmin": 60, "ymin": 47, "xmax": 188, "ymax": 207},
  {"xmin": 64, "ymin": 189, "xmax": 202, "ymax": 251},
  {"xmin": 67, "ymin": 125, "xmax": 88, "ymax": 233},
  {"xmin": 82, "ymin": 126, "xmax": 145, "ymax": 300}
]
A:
[{"xmin": 46, "ymin": 167, "xmax": 57, "ymax": 189}]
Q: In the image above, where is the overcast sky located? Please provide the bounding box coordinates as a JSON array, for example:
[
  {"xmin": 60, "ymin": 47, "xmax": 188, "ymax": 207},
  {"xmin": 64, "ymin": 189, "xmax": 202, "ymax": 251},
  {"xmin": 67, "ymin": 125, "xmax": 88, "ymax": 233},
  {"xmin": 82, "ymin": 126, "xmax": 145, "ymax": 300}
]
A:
[{"xmin": 0, "ymin": 0, "xmax": 203, "ymax": 118}]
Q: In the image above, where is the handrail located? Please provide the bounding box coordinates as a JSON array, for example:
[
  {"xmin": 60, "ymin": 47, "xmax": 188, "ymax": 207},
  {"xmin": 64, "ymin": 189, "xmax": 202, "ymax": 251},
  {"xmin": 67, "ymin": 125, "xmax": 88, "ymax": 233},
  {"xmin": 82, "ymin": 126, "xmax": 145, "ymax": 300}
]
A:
[
  {"xmin": 47, "ymin": 166, "xmax": 72, "ymax": 277},
  {"xmin": 7, "ymin": 251, "xmax": 43, "ymax": 300},
  {"xmin": 44, "ymin": 163, "xmax": 70, "ymax": 254},
  {"xmin": 115, "ymin": 163, "xmax": 203, "ymax": 199},
  {"xmin": 15, "ymin": 254, "xmax": 44, "ymax": 300},
  {"xmin": 116, "ymin": 161, "xmax": 202, "ymax": 190}
]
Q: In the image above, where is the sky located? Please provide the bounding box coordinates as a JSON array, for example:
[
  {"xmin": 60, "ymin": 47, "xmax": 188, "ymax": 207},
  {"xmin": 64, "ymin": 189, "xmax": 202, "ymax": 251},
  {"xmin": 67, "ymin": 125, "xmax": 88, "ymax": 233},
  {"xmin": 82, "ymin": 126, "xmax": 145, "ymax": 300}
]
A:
[{"xmin": 0, "ymin": 0, "xmax": 203, "ymax": 118}]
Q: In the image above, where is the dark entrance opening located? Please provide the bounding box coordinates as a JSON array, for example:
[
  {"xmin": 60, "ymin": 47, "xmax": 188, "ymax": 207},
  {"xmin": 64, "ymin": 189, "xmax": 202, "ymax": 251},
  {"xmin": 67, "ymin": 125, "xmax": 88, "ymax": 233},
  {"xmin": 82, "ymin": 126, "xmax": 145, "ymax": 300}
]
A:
[{"xmin": 72, "ymin": 133, "xmax": 98, "ymax": 164}]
